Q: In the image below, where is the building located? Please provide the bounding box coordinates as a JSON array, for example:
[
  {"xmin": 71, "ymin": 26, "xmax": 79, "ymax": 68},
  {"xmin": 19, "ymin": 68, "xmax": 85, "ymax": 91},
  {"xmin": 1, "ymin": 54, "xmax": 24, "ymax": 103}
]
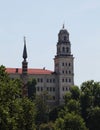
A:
[{"xmin": 6, "ymin": 25, "xmax": 74, "ymax": 105}]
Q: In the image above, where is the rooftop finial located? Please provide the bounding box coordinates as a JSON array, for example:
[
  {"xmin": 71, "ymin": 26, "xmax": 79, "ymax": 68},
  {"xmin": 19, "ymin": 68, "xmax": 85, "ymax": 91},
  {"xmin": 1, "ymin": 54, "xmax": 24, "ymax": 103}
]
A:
[
  {"xmin": 23, "ymin": 36, "xmax": 27, "ymax": 60},
  {"xmin": 62, "ymin": 23, "xmax": 65, "ymax": 29},
  {"xmin": 24, "ymin": 36, "xmax": 26, "ymax": 44}
]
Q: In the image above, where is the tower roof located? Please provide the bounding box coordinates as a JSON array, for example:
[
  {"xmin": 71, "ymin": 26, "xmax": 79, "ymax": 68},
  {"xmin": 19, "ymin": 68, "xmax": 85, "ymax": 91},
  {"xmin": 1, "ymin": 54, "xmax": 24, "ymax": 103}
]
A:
[
  {"xmin": 23, "ymin": 37, "xmax": 27, "ymax": 60},
  {"xmin": 59, "ymin": 24, "xmax": 69, "ymax": 35}
]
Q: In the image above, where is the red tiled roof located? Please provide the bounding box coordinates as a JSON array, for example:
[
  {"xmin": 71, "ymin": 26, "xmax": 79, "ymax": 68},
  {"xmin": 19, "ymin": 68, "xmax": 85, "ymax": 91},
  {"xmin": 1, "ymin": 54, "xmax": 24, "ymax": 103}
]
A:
[{"xmin": 6, "ymin": 68, "xmax": 53, "ymax": 75}]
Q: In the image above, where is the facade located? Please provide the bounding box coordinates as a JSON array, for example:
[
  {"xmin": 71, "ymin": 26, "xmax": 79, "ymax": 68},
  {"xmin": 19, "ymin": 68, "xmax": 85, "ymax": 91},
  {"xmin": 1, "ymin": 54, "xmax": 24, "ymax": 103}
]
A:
[{"xmin": 6, "ymin": 25, "xmax": 74, "ymax": 105}]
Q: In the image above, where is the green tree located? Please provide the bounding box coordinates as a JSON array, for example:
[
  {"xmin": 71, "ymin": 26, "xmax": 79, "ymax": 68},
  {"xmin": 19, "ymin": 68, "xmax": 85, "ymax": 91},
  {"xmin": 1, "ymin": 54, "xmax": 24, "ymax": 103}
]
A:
[
  {"xmin": 80, "ymin": 80, "xmax": 100, "ymax": 122},
  {"xmin": 64, "ymin": 91, "xmax": 72, "ymax": 104},
  {"xmin": 39, "ymin": 122, "xmax": 55, "ymax": 130},
  {"xmin": 70, "ymin": 86, "xmax": 80, "ymax": 100},
  {"xmin": 87, "ymin": 107, "xmax": 100, "ymax": 130},
  {"xmin": 64, "ymin": 86, "xmax": 80, "ymax": 105},
  {"xmin": 35, "ymin": 92, "xmax": 49, "ymax": 127},
  {"xmin": 67, "ymin": 99, "xmax": 81, "ymax": 114},
  {"xmin": 55, "ymin": 112, "xmax": 88, "ymax": 130},
  {"xmin": 17, "ymin": 98, "xmax": 36, "ymax": 130},
  {"xmin": 27, "ymin": 78, "xmax": 36, "ymax": 100},
  {"xmin": 0, "ymin": 65, "xmax": 36, "ymax": 130}
]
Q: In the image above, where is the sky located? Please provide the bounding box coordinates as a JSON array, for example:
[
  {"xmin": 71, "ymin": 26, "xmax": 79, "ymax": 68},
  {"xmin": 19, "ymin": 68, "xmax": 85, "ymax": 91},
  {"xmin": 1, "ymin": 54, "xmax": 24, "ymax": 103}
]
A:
[{"xmin": 0, "ymin": 0, "xmax": 100, "ymax": 86}]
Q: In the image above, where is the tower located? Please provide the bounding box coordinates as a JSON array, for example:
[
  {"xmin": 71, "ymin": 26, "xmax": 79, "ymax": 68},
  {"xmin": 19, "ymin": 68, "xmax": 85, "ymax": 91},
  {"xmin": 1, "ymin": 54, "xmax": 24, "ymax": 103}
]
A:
[
  {"xmin": 21, "ymin": 37, "xmax": 28, "ymax": 96},
  {"xmin": 54, "ymin": 25, "xmax": 74, "ymax": 104}
]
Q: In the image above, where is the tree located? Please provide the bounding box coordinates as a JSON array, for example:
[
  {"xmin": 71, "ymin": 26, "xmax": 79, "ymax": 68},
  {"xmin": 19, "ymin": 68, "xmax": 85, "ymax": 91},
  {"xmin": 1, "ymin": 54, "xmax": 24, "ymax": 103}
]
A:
[
  {"xmin": 0, "ymin": 65, "xmax": 36, "ymax": 130},
  {"xmin": 64, "ymin": 86, "xmax": 80, "ymax": 105},
  {"xmin": 55, "ymin": 112, "xmax": 88, "ymax": 130},
  {"xmin": 64, "ymin": 91, "xmax": 72, "ymax": 104},
  {"xmin": 39, "ymin": 122, "xmax": 55, "ymax": 130},
  {"xmin": 49, "ymin": 105, "xmax": 64, "ymax": 121},
  {"xmin": 80, "ymin": 80, "xmax": 100, "ymax": 122},
  {"xmin": 70, "ymin": 86, "xmax": 80, "ymax": 100},
  {"xmin": 17, "ymin": 98, "xmax": 36, "ymax": 130},
  {"xmin": 87, "ymin": 107, "xmax": 100, "ymax": 130},
  {"xmin": 35, "ymin": 92, "xmax": 49, "ymax": 127},
  {"xmin": 67, "ymin": 99, "xmax": 81, "ymax": 114},
  {"xmin": 27, "ymin": 78, "xmax": 36, "ymax": 100}
]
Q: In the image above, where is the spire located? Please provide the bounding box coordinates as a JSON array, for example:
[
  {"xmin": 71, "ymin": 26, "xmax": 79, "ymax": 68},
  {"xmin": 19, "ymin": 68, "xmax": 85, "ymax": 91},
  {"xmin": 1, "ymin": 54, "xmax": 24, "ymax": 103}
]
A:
[
  {"xmin": 23, "ymin": 36, "xmax": 27, "ymax": 61},
  {"xmin": 62, "ymin": 23, "xmax": 65, "ymax": 29}
]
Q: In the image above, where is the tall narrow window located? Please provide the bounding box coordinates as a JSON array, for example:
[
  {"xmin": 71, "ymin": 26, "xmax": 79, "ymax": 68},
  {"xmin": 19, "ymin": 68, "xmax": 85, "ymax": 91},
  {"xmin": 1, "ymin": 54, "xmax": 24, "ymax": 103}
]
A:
[
  {"xmin": 62, "ymin": 70, "xmax": 64, "ymax": 74},
  {"xmin": 62, "ymin": 47, "xmax": 65, "ymax": 52},
  {"xmin": 64, "ymin": 36, "xmax": 66, "ymax": 41},
  {"xmin": 69, "ymin": 63, "xmax": 71, "ymax": 66},
  {"xmin": 62, "ymin": 63, "xmax": 64, "ymax": 66},
  {"xmin": 69, "ymin": 78, "xmax": 71, "ymax": 82},
  {"xmin": 66, "ymin": 47, "xmax": 69, "ymax": 53},
  {"xmin": 62, "ymin": 78, "xmax": 64, "ymax": 82}
]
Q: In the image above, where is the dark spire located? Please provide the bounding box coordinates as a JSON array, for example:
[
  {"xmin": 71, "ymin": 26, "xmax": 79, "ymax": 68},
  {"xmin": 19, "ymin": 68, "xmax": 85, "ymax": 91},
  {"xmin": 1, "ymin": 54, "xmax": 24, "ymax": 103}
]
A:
[
  {"xmin": 62, "ymin": 23, "xmax": 65, "ymax": 29},
  {"xmin": 23, "ymin": 36, "xmax": 27, "ymax": 60}
]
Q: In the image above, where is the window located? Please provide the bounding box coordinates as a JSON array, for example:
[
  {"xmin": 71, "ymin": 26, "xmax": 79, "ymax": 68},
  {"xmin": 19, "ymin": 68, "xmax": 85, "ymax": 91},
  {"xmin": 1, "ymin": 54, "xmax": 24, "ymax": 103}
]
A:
[
  {"xmin": 50, "ymin": 87, "xmax": 52, "ymax": 91},
  {"xmin": 53, "ymin": 87, "xmax": 55, "ymax": 91},
  {"xmin": 62, "ymin": 87, "xmax": 64, "ymax": 91},
  {"xmin": 66, "ymin": 63, "xmax": 67, "ymax": 66},
  {"xmin": 69, "ymin": 70, "xmax": 71, "ymax": 74},
  {"xmin": 62, "ymin": 70, "xmax": 64, "ymax": 74},
  {"xmin": 66, "ymin": 86, "xmax": 69, "ymax": 91},
  {"xmin": 69, "ymin": 78, "xmax": 71, "ymax": 82},
  {"xmin": 66, "ymin": 78, "xmax": 68, "ymax": 82},
  {"xmin": 47, "ymin": 79, "xmax": 49, "ymax": 82},
  {"xmin": 66, "ymin": 70, "xmax": 68, "ymax": 74},
  {"xmin": 64, "ymin": 36, "xmax": 66, "ymax": 41},
  {"xmin": 62, "ymin": 47, "xmax": 65, "ymax": 52},
  {"xmin": 66, "ymin": 47, "xmax": 69, "ymax": 53},
  {"xmin": 50, "ymin": 79, "xmax": 52, "ymax": 83},
  {"xmin": 41, "ymin": 87, "xmax": 43, "ymax": 91},
  {"xmin": 53, "ymin": 79, "xmax": 55, "ymax": 83},
  {"xmin": 69, "ymin": 63, "xmax": 71, "ymax": 66},
  {"xmin": 62, "ymin": 78, "xmax": 64, "ymax": 82},
  {"xmin": 37, "ymin": 78, "xmax": 43, "ymax": 82},
  {"xmin": 41, "ymin": 78, "xmax": 43, "ymax": 82},
  {"xmin": 62, "ymin": 63, "xmax": 64, "ymax": 66}
]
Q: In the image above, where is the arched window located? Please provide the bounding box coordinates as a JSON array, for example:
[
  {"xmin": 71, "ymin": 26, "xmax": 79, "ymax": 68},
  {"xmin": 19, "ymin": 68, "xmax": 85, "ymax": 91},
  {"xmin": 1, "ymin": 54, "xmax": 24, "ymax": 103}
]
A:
[
  {"xmin": 62, "ymin": 47, "xmax": 65, "ymax": 52},
  {"xmin": 64, "ymin": 36, "xmax": 66, "ymax": 41},
  {"xmin": 66, "ymin": 47, "xmax": 69, "ymax": 53},
  {"xmin": 58, "ymin": 47, "xmax": 60, "ymax": 53}
]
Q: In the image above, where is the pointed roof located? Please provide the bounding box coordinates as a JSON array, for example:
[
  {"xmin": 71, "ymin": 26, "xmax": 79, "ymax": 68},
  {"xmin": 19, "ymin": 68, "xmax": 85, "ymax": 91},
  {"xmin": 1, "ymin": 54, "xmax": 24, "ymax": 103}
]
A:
[
  {"xmin": 59, "ymin": 24, "xmax": 69, "ymax": 35},
  {"xmin": 23, "ymin": 36, "xmax": 27, "ymax": 60}
]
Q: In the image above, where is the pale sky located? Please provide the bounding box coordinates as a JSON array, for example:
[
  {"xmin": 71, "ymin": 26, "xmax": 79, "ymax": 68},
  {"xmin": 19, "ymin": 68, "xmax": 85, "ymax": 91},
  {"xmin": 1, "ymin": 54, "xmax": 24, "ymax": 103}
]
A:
[{"xmin": 0, "ymin": 0, "xmax": 100, "ymax": 86}]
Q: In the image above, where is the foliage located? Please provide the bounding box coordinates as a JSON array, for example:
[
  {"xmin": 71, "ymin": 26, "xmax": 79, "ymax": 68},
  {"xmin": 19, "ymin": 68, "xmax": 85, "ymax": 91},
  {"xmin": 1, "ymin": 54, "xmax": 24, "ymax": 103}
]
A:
[
  {"xmin": 55, "ymin": 112, "xmax": 88, "ymax": 130},
  {"xmin": 67, "ymin": 99, "xmax": 81, "ymax": 114},
  {"xmin": 39, "ymin": 122, "xmax": 55, "ymax": 130},
  {"xmin": 0, "ymin": 65, "xmax": 36, "ymax": 130},
  {"xmin": 80, "ymin": 80, "xmax": 100, "ymax": 122},
  {"xmin": 27, "ymin": 78, "xmax": 36, "ymax": 100},
  {"xmin": 70, "ymin": 86, "xmax": 80, "ymax": 100},
  {"xmin": 35, "ymin": 92, "xmax": 49, "ymax": 126},
  {"xmin": 49, "ymin": 105, "xmax": 64, "ymax": 121},
  {"xmin": 87, "ymin": 107, "xmax": 100, "ymax": 130}
]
